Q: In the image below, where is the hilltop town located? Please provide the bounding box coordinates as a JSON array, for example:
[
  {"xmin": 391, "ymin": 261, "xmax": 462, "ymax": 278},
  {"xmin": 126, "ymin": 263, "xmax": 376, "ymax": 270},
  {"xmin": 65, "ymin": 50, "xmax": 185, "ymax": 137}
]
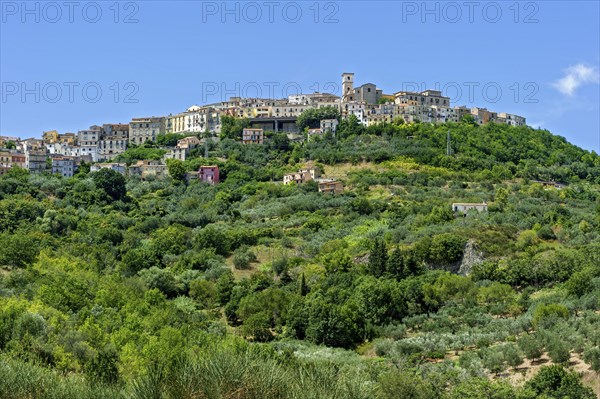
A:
[{"xmin": 1, "ymin": 73, "xmax": 525, "ymax": 182}]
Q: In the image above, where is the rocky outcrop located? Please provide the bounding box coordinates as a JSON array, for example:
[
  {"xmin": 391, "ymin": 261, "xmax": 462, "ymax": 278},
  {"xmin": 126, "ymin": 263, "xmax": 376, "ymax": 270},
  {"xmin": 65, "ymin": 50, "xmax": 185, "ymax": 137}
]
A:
[{"xmin": 458, "ymin": 239, "xmax": 484, "ymax": 276}]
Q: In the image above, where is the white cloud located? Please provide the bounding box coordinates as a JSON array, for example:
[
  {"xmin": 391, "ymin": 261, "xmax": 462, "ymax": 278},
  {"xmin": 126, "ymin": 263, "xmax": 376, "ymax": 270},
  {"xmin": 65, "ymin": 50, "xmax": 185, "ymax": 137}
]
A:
[{"xmin": 552, "ymin": 64, "xmax": 600, "ymax": 96}]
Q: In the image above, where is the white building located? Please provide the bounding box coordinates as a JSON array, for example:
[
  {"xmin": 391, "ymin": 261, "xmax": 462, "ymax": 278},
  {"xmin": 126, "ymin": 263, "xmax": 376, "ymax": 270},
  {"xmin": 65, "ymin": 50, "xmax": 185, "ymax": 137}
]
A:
[
  {"xmin": 184, "ymin": 106, "xmax": 207, "ymax": 133},
  {"xmin": 342, "ymin": 102, "xmax": 367, "ymax": 124},
  {"xmin": 320, "ymin": 119, "xmax": 339, "ymax": 133},
  {"xmin": 452, "ymin": 202, "xmax": 488, "ymax": 212},
  {"xmin": 431, "ymin": 106, "xmax": 459, "ymax": 123},
  {"xmin": 497, "ymin": 112, "xmax": 526, "ymax": 126},
  {"xmin": 78, "ymin": 125, "xmax": 102, "ymax": 162},
  {"xmin": 51, "ymin": 156, "xmax": 76, "ymax": 177},
  {"xmin": 170, "ymin": 106, "xmax": 221, "ymax": 134},
  {"xmin": 288, "ymin": 94, "xmax": 311, "ymax": 105}
]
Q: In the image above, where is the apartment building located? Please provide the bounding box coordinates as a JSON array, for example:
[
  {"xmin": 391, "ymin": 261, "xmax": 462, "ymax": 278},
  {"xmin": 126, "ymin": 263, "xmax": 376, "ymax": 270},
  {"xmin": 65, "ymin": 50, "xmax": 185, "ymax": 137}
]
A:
[
  {"xmin": 394, "ymin": 90, "xmax": 450, "ymax": 108},
  {"xmin": 11, "ymin": 152, "xmax": 26, "ymax": 169},
  {"xmin": 129, "ymin": 117, "xmax": 165, "ymax": 144},
  {"xmin": 3, "ymin": 150, "xmax": 28, "ymax": 171},
  {"xmin": 341, "ymin": 101, "xmax": 367, "ymax": 123},
  {"xmin": 78, "ymin": 125, "xmax": 102, "ymax": 162},
  {"xmin": 51, "ymin": 156, "xmax": 77, "ymax": 177},
  {"xmin": 25, "ymin": 150, "xmax": 47, "ymax": 173},
  {"xmin": 242, "ymin": 128, "xmax": 264, "ymax": 144},
  {"xmin": 98, "ymin": 124, "xmax": 128, "ymax": 160},
  {"xmin": 183, "ymin": 106, "xmax": 208, "ymax": 133},
  {"xmin": 431, "ymin": 106, "xmax": 459, "ymax": 123}
]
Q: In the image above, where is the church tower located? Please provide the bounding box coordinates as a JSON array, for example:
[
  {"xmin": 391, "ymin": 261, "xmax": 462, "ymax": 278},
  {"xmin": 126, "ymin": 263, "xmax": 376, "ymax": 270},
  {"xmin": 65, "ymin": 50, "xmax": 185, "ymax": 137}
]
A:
[{"xmin": 342, "ymin": 72, "xmax": 354, "ymax": 103}]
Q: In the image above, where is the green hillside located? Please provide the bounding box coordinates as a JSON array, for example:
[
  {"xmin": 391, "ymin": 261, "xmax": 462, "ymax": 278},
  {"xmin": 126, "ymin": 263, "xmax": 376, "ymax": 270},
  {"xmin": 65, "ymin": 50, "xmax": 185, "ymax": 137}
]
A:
[{"xmin": 1, "ymin": 119, "xmax": 599, "ymax": 398}]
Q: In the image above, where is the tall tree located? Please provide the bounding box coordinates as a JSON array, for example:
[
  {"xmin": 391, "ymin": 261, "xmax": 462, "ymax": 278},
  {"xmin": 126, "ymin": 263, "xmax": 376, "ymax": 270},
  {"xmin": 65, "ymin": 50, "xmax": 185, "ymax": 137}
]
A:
[
  {"xmin": 296, "ymin": 106, "xmax": 340, "ymax": 130},
  {"xmin": 166, "ymin": 159, "xmax": 186, "ymax": 182},
  {"xmin": 386, "ymin": 248, "xmax": 404, "ymax": 279},
  {"xmin": 369, "ymin": 238, "xmax": 388, "ymax": 277},
  {"xmin": 298, "ymin": 273, "xmax": 308, "ymax": 296},
  {"xmin": 91, "ymin": 168, "xmax": 126, "ymax": 201}
]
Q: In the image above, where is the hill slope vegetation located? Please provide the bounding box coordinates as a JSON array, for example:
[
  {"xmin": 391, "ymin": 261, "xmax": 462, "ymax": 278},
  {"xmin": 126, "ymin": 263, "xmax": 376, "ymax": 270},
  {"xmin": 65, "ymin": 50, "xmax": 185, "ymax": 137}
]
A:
[{"xmin": 1, "ymin": 120, "xmax": 599, "ymax": 398}]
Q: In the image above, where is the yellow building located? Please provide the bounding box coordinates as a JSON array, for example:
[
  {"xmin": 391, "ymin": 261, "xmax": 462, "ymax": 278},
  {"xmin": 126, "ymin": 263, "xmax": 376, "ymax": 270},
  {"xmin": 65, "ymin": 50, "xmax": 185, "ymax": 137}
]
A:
[
  {"xmin": 318, "ymin": 180, "xmax": 344, "ymax": 194},
  {"xmin": 253, "ymin": 106, "xmax": 272, "ymax": 118},
  {"xmin": 170, "ymin": 113, "xmax": 187, "ymax": 133},
  {"xmin": 42, "ymin": 130, "xmax": 59, "ymax": 144},
  {"xmin": 58, "ymin": 133, "xmax": 77, "ymax": 145},
  {"xmin": 365, "ymin": 114, "xmax": 393, "ymax": 126}
]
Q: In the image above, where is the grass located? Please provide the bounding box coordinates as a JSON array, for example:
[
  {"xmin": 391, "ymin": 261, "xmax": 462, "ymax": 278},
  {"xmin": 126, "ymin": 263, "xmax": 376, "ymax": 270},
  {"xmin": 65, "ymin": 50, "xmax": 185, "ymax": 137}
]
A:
[
  {"xmin": 0, "ymin": 347, "xmax": 376, "ymax": 399},
  {"xmin": 322, "ymin": 162, "xmax": 376, "ymax": 180},
  {"xmin": 0, "ymin": 356, "xmax": 122, "ymax": 399},
  {"xmin": 227, "ymin": 244, "xmax": 298, "ymax": 280}
]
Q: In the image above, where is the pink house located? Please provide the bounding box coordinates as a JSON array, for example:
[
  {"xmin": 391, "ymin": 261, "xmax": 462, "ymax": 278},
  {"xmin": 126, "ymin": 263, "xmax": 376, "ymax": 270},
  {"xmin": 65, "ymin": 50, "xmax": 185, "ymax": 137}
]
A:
[{"xmin": 199, "ymin": 165, "xmax": 220, "ymax": 184}]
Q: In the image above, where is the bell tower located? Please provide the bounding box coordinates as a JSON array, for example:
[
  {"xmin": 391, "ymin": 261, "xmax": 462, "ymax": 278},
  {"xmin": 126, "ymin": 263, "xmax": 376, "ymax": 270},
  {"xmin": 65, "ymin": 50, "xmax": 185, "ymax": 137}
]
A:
[{"xmin": 342, "ymin": 72, "xmax": 354, "ymax": 103}]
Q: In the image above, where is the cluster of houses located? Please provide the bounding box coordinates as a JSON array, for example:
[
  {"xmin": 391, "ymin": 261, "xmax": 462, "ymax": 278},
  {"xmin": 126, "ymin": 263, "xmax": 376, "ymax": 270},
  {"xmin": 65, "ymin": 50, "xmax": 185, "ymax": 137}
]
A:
[
  {"xmin": 1, "ymin": 72, "xmax": 526, "ymax": 184},
  {"xmin": 88, "ymin": 161, "xmax": 222, "ymax": 185},
  {"xmin": 283, "ymin": 166, "xmax": 344, "ymax": 194}
]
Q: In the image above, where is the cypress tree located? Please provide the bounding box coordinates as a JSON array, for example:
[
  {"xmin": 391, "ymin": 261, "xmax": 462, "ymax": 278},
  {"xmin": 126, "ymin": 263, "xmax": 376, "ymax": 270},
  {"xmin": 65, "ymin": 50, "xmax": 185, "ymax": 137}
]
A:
[
  {"xmin": 298, "ymin": 273, "xmax": 308, "ymax": 296},
  {"xmin": 386, "ymin": 248, "xmax": 405, "ymax": 279},
  {"xmin": 369, "ymin": 237, "xmax": 388, "ymax": 277}
]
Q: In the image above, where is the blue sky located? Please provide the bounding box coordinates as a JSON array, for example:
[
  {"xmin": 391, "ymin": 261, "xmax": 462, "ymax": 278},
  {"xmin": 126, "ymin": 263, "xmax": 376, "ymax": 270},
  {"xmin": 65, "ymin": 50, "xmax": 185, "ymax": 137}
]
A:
[{"xmin": 1, "ymin": 0, "xmax": 599, "ymax": 151}]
